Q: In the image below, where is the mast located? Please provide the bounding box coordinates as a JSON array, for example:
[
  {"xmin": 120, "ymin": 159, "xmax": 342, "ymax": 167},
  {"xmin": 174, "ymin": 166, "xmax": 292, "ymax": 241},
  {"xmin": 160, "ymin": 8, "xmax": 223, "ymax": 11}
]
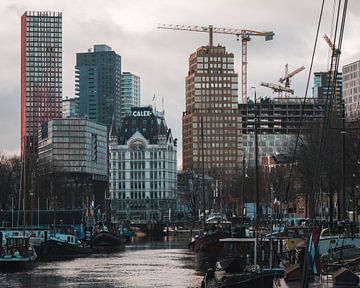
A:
[
  {"xmin": 254, "ymin": 90, "xmax": 261, "ymax": 227},
  {"xmin": 22, "ymin": 142, "xmax": 27, "ymax": 228},
  {"xmin": 201, "ymin": 117, "xmax": 206, "ymax": 230},
  {"xmin": 17, "ymin": 147, "xmax": 23, "ymax": 228},
  {"xmin": 241, "ymin": 154, "xmax": 246, "ymax": 220},
  {"xmin": 340, "ymin": 98, "xmax": 346, "ymax": 221}
]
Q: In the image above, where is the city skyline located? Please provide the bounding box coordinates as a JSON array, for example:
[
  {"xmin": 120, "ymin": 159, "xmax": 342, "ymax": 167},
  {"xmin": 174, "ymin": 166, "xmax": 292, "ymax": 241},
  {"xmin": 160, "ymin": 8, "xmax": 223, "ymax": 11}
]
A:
[{"xmin": 1, "ymin": 1, "xmax": 360, "ymax": 167}]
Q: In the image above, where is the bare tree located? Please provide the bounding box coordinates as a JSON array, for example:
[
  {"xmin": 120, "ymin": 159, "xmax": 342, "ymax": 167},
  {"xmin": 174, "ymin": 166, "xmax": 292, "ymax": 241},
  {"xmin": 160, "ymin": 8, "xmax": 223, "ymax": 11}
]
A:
[{"xmin": 0, "ymin": 153, "xmax": 21, "ymax": 210}]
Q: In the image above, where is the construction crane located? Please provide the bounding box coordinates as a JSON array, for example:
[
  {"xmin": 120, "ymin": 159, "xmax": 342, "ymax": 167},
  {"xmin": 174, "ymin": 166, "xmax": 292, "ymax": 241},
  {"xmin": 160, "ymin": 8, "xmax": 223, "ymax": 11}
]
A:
[
  {"xmin": 279, "ymin": 64, "xmax": 305, "ymax": 88},
  {"xmin": 157, "ymin": 24, "xmax": 274, "ymax": 104},
  {"xmin": 260, "ymin": 82, "xmax": 294, "ymax": 97},
  {"xmin": 324, "ymin": 33, "xmax": 339, "ymax": 74},
  {"xmin": 323, "ymin": 33, "xmax": 341, "ymax": 114}
]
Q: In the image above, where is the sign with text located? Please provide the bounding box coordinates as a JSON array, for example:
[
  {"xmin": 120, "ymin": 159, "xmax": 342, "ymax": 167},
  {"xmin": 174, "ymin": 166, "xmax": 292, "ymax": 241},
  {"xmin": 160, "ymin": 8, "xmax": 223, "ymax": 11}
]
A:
[{"xmin": 132, "ymin": 110, "xmax": 152, "ymax": 117}]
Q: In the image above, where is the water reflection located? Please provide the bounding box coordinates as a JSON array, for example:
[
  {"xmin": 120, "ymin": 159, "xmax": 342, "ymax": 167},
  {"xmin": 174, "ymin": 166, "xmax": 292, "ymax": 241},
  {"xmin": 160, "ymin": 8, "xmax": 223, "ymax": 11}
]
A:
[{"xmin": 0, "ymin": 236, "xmax": 204, "ymax": 288}]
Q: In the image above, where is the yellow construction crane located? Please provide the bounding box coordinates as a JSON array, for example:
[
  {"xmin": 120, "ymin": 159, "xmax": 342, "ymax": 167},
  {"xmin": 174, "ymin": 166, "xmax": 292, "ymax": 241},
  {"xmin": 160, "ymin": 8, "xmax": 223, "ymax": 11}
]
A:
[
  {"xmin": 157, "ymin": 24, "xmax": 274, "ymax": 103},
  {"xmin": 279, "ymin": 64, "xmax": 305, "ymax": 89}
]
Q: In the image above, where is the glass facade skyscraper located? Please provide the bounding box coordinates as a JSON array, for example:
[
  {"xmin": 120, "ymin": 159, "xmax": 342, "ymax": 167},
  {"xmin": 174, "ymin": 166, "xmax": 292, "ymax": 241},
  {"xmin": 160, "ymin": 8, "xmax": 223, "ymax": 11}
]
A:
[
  {"xmin": 313, "ymin": 71, "xmax": 343, "ymax": 115},
  {"xmin": 21, "ymin": 11, "xmax": 63, "ymax": 153},
  {"xmin": 121, "ymin": 72, "xmax": 141, "ymax": 120},
  {"xmin": 76, "ymin": 44, "xmax": 121, "ymax": 130}
]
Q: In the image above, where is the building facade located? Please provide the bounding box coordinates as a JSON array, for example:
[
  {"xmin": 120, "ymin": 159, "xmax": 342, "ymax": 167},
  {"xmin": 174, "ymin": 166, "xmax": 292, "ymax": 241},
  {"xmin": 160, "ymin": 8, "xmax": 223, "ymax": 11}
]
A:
[
  {"xmin": 109, "ymin": 106, "xmax": 177, "ymax": 222},
  {"xmin": 343, "ymin": 60, "xmax": 360, "ymax": 121},
  {"xmin": 76, "ymin": 44, "xmax": 121, "ymax": 130},
  {"xmin": 62, "ymin": 96, "xmax": 79, "ymax": 118},
  {"xmin": 182, "ymin": 44, "xmax": 242, "ymax": 178},
  {"xmin": 121, "ymin": 72, "xmax": 141, "ymax": 120},
  {"xmin": 21, "ymin": 11, "xmax": 63, "ymax": 153},
  {"xmin": 313, "ymin": 71, "xmax": 343, "ymax": 114},
  {"xmin": 239, "ymin": 97, "xmax": 325, "ymax": 166},
  {"xmin": 38, "ymin": 118, "xmax": 108, "ymax": 211}
]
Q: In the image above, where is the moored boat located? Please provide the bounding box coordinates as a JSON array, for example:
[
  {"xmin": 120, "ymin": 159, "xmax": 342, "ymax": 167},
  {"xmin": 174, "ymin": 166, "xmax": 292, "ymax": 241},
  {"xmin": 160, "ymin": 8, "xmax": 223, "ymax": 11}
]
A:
[
  {"xmin": 36, "ymin": 233, "xmax": 91, "ymax": 261},
  {"xmin": 0, "ymin": 230, "xmax": 37, "ymax": 271},
  {"xmin": 92, "ymin": 222, "xmax": 125, "ymax": 252},
  {"xmin": 201, "ymin": 237, "xmax": 279, "ymax": 288}
]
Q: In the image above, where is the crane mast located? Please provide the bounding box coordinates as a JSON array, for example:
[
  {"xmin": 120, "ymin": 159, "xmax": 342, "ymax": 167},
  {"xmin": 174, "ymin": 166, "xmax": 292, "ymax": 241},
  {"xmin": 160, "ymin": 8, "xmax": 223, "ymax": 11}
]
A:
[
  {"xmin": 279, "ymin": 64, "xmax": 305, "ymax": 88},
  {"xmin": 158, "ymin": 24, "xmax": 274, "ymax": 103}
]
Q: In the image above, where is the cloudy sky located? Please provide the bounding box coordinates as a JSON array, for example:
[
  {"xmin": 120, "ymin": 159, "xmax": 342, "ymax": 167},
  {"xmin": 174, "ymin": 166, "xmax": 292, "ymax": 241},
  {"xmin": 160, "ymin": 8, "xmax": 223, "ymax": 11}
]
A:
[{"xmin": 1, "ymin": 0, "xmax": 360, "ymax": 166}]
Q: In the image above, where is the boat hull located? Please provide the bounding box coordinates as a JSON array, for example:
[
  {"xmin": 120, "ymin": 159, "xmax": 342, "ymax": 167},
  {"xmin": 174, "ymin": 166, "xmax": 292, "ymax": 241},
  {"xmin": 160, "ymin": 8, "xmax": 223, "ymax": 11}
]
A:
[
  {"xmin": 92, "ymin": 231, "xmax": 125, "ymax": 252},
  {"xmin": 190, "ymin": 232, "xmax": 231, "ymax": 253},
  {"xmin": 202, "ymin": 270, "xmax": 274, "ymax": 288},
  {"xmin": 36, "ymin": 240, "xmax": 91, "ymax": 261},
  {"xmin": 0, "ymin": 256, "xmax": 36, "ymax": 271}
]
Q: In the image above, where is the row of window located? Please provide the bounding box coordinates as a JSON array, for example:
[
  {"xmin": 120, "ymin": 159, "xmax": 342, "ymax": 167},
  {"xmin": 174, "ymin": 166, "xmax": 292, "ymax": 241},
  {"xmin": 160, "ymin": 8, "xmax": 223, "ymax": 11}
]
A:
[
  {"xmin": 194, "ymin": 76, "xmax": 237, "ymax": 82},
  {"xmin": 197, "ymin": 63, "xmax": 234, "ymax": 70},
  {"xmin": 115, "ymin": 191, "xmax": 172, "ymax": 200},
  {"xmin": 195, "ymin": 69, "xmax": 235, "ymax": 75},
  {"xmin": 194, "ymin": 83, "xmax": 237, "ymax": 89},
  {"xmin": 194, "ymin": 89, "xmax": 237, "ymax": 96},
  {"xmin": 197, "ymin": 57, "xmax": 234, "ymax": 63},
  {"xmin": 26, "ymin": 16, "xmax": 61, "ymax": 22}
]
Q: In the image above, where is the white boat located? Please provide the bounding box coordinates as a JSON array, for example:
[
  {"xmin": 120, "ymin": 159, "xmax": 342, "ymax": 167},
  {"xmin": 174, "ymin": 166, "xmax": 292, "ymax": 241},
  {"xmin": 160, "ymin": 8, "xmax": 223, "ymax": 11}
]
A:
[{"xmin": 318, "ymin": 228, "xmax": 360, "ymax": 256}]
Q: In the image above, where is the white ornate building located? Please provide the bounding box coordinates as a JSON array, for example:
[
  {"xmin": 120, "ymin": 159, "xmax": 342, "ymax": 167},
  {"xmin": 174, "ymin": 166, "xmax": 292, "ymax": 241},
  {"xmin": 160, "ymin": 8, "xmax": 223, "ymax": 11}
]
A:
[{"xmin": 109, "ymin": 107, "xmax": 177, "ymax": 222}]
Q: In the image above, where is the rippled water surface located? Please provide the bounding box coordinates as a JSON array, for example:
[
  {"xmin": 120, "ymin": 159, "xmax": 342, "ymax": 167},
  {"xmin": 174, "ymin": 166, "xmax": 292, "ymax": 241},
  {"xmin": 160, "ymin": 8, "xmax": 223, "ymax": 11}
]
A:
[{"xmin": 0, "ymin": 238, "xmax": 204, "ymax": 288}]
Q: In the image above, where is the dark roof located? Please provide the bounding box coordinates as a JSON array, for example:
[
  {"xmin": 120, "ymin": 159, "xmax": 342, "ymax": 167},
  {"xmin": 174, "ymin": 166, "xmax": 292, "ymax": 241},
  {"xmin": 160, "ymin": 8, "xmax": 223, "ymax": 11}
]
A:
[{"xmin": 117, "ymin": 106, "xmax": 169, "ymax": 145}]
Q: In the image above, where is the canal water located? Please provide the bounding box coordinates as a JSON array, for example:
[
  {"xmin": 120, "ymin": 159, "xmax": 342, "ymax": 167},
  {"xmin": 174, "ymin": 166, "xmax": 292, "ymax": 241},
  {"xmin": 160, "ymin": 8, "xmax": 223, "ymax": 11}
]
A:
[{"xmin": 0, "ymin": 236, "xmax": 204, "ymax": 288}]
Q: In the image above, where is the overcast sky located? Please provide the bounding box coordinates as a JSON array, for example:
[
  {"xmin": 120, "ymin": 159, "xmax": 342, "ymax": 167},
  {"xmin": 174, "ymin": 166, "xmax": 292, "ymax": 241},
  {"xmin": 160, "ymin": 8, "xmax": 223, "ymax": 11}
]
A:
[{"xmin": 1, "ymin": 0, "xmax": 360, "ymax": 167}]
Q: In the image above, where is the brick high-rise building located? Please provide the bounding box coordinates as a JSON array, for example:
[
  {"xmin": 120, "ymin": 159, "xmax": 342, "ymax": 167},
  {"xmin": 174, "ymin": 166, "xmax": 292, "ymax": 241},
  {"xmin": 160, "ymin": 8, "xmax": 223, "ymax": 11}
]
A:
[
  {"xmin": 182, "ymin": 44, "xmax": 242, "ymax": 178},
  {"xmin": 21, "ymin": 11, "xmax": 63, "ymax": 153}
]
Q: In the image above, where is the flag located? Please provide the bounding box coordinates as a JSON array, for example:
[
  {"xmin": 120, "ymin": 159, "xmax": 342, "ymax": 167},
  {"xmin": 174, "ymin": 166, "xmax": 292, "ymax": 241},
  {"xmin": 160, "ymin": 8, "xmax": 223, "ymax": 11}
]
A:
[{"xmin": 308, "ymin": 225, "xmax": 322, "ymax": 274}]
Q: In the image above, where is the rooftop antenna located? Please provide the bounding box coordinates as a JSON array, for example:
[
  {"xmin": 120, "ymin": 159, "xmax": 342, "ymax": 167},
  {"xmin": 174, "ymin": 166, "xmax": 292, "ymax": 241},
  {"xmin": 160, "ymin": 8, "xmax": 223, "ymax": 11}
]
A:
[
  {"xmin": 152, "ymin": 94, "xmax": 156, "ymax": 113},
  {"xmin": 162, "ymin": 95, "xmax": 165, "ymax": 114}
]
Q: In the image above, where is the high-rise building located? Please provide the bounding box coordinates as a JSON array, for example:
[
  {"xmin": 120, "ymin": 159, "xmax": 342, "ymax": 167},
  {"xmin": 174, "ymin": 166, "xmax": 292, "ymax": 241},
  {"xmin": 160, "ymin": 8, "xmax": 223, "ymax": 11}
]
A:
[
  {"xmin": 62, "ymin": 96, "xmax": 79, "ymax": 118},
  {"xmin": 182, "ymin": 44, "xmax": 242, "ymax": 178},
  {"xmin": 121, "ymin": 72, "xmax": 141, "ymax": 120},
  {"xmin": 21, "ymin": 11, "xmax": 63, "ymax": 153},
  {"xmin": 343, "ymin": 60, "xmax": 360, "ymax": 121},
  {"xmin": 313, "ymin": 71, "xmax": 343, "ymax": 114},
  {"xmin": 76, "ymin": 44, "xmax": 121, "ymax": 130},
  {"xmin": 109, "ymin": 106, "xmax": 177, "ymax": 221}
]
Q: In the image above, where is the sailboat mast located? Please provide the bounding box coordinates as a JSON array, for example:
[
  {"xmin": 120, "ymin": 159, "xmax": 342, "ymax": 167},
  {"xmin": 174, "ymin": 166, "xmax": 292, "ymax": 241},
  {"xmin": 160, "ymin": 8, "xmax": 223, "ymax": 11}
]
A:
[
  {"xmin": 23, "ymin": 147, "xmax": 27, "ymax": 228},
  {"xmin": 254, "ymin": 91, "xmax": 260, "ymax": 227},
  {"xmin": 340, "ymin": 100, "xmax": 346, "ymax": 221},
  {"xmin": 201, "ymin": 117, "xmax": 206, "ymax": 230},
  {"xmin": 17, "ymin": 148, "xmax": 23, "ymax": 228},
  {"xmin": 241, "ymin": 154, "xmax": 245, "ymax": 219}
]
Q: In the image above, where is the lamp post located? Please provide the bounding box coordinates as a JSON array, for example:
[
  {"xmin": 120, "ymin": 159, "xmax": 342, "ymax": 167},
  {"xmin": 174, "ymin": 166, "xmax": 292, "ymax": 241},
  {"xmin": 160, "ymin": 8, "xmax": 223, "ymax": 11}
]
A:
[
  {"xmin": 251, "ymin": 86, "xmax": 261, "ymax": 227},
  {"xmin": 30, "ymin": 192, "xmax": 34, "ymax": 228}
]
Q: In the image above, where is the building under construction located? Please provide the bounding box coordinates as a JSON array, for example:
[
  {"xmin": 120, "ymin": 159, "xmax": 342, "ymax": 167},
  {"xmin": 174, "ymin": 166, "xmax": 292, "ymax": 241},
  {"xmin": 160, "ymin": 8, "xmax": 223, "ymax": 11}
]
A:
[{"xmin": 239, "ymin": 97, "xmax": 325, "ymax": 166}]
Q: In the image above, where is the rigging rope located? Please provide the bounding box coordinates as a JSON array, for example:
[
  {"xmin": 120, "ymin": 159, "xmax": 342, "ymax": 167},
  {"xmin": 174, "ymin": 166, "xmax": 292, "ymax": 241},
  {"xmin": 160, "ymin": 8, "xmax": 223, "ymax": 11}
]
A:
[
  {"xmin": 301, "ymin": 1, "xmax": 348, "ymax": 287},
  {"xmin": 284, "ymin": 0, "xmax": 326, "ymax": 204}
]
